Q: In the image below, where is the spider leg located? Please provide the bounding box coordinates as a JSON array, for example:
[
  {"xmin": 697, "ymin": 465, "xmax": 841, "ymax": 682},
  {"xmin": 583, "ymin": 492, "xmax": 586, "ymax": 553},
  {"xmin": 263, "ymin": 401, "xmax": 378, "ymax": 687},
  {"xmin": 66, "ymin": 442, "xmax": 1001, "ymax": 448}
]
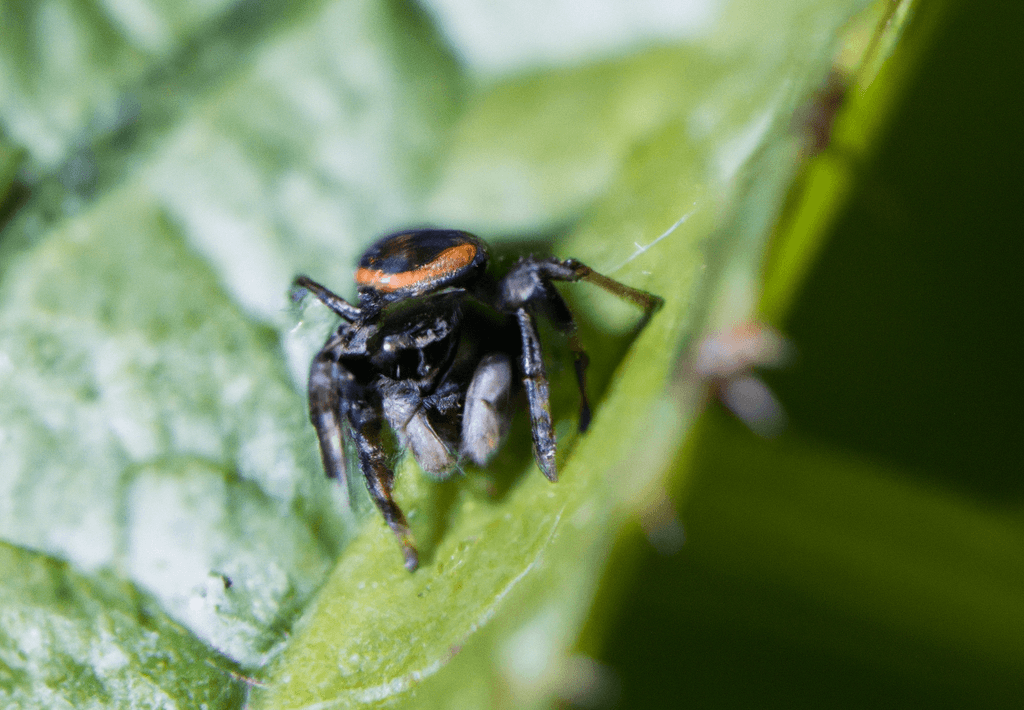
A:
[
  {"xmin": 380, "ymin": 379, "xmax": 455, "ymax": 478},
  {"xmin": 348, "ymin": 403, "xmax": 419, "ymax": 571},
  {"xmin": 460, "ymin": 352, "xmax": 513, "ymax": 466},
  {"xmin": 514, "ymin": 308, "xmax": 558, "ymax": 481},
  {"xmin": 309, "ymin": 343, "xmax": 418, "ymax": 570},
  {"xmin": 548, "ymin": 258, "xmax": 662, "ymax": 428},
  {"xmin": 505, "ymin": 257, "xmax": 662, "ymax": 315},
  {"xmin": 531, "ymin": 282, "xmax": 593, "ymax": 433},
  {"xmin": 558, "ymin": 259, "xmax": 663, "ymax": 315},
  {"xmin": 568, "ymin": 334, "xmax": 592, "ymax": 432},
  {"xmin": 497, "ymin": 257, "xmax": 662, "ymax": 474},
  {"xmin": 307, "ymin": 346, "xmax": 352, "ymax": 492},
  {"xmin": 293, "ymin": 275, "xmax": 362, "ymax": 322}
]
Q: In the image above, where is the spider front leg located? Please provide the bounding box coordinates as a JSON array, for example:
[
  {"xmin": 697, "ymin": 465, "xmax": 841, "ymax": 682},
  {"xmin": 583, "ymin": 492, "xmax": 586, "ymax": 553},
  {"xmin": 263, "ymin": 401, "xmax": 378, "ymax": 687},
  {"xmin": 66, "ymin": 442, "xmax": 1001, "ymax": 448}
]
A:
[
  {"xmin": 560, "ymin": 259, "xmax": 663, "ymax": 314},
  {"xmin": 307, "ymin": 343, "xmax": 418, "ymax": 570},
  {"xmin": 348, "ymin": 402, "xmax": 419, "ymax": 571},
  {"xmin": 498, "ymin": 264, "xmax": 592, "ymax": 436},
  {"xmin": 307, "ymin": 345, "xmax": 353, "ymax": 492},
  {"xmin": 293, "ymin": 275, "xmax": 362, "ymax": 321}
]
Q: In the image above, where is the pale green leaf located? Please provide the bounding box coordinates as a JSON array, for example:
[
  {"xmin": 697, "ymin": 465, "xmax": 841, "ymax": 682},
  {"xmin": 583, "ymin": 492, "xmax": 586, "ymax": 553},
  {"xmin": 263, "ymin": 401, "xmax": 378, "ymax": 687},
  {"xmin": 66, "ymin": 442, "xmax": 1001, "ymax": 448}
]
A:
[{"xmin": 0, "ymin": 541, "xmax": 248, "ymax": 709}]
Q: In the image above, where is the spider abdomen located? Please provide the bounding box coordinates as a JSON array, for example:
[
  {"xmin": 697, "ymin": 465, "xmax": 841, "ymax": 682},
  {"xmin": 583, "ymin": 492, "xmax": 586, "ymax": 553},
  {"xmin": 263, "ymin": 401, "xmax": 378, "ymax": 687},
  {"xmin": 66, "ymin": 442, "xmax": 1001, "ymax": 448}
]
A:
[{"xmin": 355, "ymin": 229, "xmax": 487, "ymax": 303}]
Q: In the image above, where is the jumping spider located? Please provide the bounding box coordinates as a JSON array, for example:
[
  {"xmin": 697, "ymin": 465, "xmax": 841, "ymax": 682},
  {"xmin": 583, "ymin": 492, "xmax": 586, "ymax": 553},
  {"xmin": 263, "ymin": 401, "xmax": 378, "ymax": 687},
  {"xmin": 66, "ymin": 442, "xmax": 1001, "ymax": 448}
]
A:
[{"xmin": 293, "ymin": 229, "xmax": 661, "ymax": 571}]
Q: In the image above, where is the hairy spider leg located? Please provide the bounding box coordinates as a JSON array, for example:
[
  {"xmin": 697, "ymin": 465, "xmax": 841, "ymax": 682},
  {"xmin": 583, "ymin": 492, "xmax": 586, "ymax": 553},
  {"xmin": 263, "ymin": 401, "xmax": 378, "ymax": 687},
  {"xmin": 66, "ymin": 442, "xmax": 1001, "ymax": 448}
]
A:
[
  {"xmin": 532, "ymin": 259, "xmax": 663, "ymax": 425},
  {"xmin": 515, "ymin": 308, "xmax": 558, "ymax": 481},
  {"xmin": 379, "ymin": 378, "xmax": 456, "ymax": 476},
  {"xmin": 501, "ymin": 257, "xmax": 663, "ymax": 481},
  {"xmin": 562, "ymin": 259, "xmax": 663, "ymax": 428},
  {"xmin": 348, "ymin": 406, "xmax": 419, "ymax": 571},
  {"xmin": 293, "ymin": 275, "xmax": 363, "ymax": 321},
  {"xmin": 562, "ymin": 260, "xmax": 663, "ymax": 315},
  {"xmin": 307, "ymin": 347, "xmax": 351, "ymax": 492},
  {"xmin": 498, "ymin": 260, "xmax": 591, "ymax": 453},
  {"xmin": 307, "ymin": 335, "xmax": 419, "ymax": 569},
  {"xmin": 533, "ymin": 277, "xmax": 593, "ymax": 433},
  {"xmin": 460, "ymin": 352, "xmax": 514, "ymax": 466},
  {"xmin": 528, "ymin": 276, "xmax": 593, "ymax": 432}
]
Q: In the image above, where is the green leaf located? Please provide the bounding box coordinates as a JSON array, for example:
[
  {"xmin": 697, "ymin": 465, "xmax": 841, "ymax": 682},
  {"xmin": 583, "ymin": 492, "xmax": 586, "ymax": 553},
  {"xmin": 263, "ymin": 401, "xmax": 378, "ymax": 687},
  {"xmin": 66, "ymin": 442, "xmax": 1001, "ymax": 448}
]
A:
[
  {"xmin": 0, "ymin": 0, "xmax": 239, "ymax": 169},
  {"xmin": 0, "ymin": 541, "xmax": 247, "ymax": 709},
  {"xmin": 0, "ymin": 188, "xmax": 343, "ymax": 667},
  {"xmin": 0, "ymin": 138, "xmax": 23, "ymax": 201},
  {"xmin": 1, "ymin": 0, "xmax": 464, "ymax": 677},
  {"xmin": 423, "ymin": 45, "xmax": 731, "ymax": 233}
]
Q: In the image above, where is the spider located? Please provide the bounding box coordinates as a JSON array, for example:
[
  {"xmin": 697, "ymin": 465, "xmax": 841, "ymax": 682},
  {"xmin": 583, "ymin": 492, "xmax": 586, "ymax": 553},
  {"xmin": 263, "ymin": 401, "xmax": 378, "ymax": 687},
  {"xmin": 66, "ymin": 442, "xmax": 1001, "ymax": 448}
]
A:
[{"xmin": 293, "ymin": 229, "xmax": 661, "ymax": 571}]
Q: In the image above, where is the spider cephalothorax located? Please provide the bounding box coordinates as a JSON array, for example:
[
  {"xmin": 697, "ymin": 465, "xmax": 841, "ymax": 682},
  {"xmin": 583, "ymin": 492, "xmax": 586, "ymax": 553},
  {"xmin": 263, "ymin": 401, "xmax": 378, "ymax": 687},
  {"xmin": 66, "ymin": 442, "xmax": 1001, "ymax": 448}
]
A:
[{"xmin": 294, "ymin": 228, "xmax": 660, "ymax": 570}]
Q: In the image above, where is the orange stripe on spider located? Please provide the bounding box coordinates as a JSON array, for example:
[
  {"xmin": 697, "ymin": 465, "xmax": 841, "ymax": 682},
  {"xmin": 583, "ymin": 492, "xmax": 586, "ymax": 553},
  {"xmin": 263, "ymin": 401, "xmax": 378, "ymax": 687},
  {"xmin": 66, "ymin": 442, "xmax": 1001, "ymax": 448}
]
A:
[{"xmin": 355, "ymin": 243, "xmax": 478, "ymax": 292}]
